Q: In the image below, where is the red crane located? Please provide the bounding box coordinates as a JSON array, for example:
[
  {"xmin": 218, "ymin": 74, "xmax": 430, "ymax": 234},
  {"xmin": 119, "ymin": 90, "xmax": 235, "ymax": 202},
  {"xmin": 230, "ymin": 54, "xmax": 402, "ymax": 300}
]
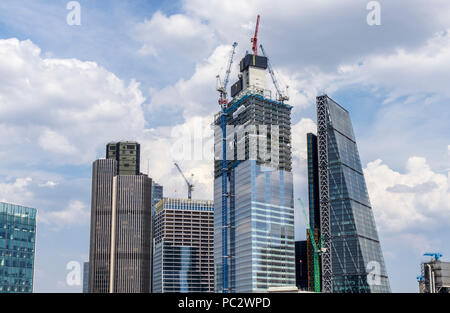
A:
[{"xmin": 251, "ymin": 15, "xmax": 260, "ymax": 55}]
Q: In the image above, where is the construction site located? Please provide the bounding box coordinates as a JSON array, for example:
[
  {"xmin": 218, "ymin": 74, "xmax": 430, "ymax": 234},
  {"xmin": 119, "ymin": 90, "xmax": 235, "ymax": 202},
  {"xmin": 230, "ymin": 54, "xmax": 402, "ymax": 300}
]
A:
[
  {"xmin": 418, "ymin": 253, "xmax": 450, "ymax": 293},
  {"xmin": 213, "ymin": 15, "xmax": 296, "ymax": 293}
]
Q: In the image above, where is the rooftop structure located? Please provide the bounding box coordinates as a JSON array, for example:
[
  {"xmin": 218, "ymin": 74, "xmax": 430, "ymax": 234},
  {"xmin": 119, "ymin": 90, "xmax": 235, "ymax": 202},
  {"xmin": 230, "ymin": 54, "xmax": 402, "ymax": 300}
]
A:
[{"xmin": 106, "ymin": 141, "xmax": 141, "ymax": 175}]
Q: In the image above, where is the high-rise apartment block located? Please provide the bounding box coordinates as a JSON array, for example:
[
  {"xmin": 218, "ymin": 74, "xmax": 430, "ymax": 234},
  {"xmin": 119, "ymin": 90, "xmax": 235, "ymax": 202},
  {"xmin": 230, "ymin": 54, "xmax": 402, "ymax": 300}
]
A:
[
  {"xmin": 214, "ymin": 51, "xmax": 295, "ymax": 292},
  {"xmin": 0, "ymin": 202, "xmax": 37, "ymax": 293},
  {"xmin": 309, "ymin": 95, "xmax": 390, "ymax": 293},
  {"xmin": 152, "ymin": 198, "xmax": 214, "ymax": 293},
  {"xmin": 88, "ymin": 142, "xmax": 152, "ymax": 293}
]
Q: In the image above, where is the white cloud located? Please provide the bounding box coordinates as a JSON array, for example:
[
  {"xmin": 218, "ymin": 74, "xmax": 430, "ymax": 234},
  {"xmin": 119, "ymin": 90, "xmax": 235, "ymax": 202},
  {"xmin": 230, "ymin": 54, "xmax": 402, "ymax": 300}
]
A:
[
  {"xmin": 135, "ymin": 11, "xmax": 216, "ymax": 59},
  {"xmin": 364, "ymin": 156, "xmax": 450, "ymax": 233},
  {"xmin": 333, "ymin": 30, "xmax": 450, "ymax": 102},
  {"xmin": 291, "ymin": 118, "xmax": 316, "ymax": 161},
  {"xmin": 147, "ymin": 44, "xmax": 237, "ymax": 119},
  {"xmin": 139, "ymin": 115, "xmax": 214, "ymax": 200},
  {"xmin": 39, "ymin": 129, "xmax": 77, "ymax": 155},
  {"xmin": 38, "ymin": 200, "xmax": 89, "ymax": 229},
  {"xmin": 0, "ymin": 38, "xmax": 146, "ymax": 165},
  {"xmin": 0, "ymin": 177, "xmax": 33, "ymax": 205},
  {"xmin": 38, "ymin": 180, "xmax": 58, "ymax": 188}
]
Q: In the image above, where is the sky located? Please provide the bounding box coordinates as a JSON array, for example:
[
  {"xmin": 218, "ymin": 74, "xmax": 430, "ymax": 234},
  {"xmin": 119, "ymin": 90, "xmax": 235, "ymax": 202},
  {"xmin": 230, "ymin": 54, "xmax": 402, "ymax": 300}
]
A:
[{"xmin": 0, "ymin": 0, "xmax": 449, "ymax": 293}]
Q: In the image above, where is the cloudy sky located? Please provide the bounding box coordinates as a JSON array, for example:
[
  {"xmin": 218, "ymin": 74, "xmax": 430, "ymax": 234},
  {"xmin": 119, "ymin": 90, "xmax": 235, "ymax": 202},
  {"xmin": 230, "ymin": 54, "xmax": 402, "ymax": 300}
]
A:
[{"xmin": 0, "ymin": 0, "xmax": 449, "ymax": 293}]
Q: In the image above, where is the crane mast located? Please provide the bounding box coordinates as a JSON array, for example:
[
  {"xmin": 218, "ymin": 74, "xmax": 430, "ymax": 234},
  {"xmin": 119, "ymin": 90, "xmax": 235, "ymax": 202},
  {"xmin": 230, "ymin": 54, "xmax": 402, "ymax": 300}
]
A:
[
  {"xmin": 174, "ymin": 163, "xmax": 194, "ymax": 199},
  {"xmin": 216, "ymin": 41, "xmax": 239, "ymax": 293},
  {"xmin": 260, "ymin": 44, "xmax": 289, "ymax": 102},
  {"xmin": 217, "ymin": 42, "xmax": 238, "ymax": 107}
]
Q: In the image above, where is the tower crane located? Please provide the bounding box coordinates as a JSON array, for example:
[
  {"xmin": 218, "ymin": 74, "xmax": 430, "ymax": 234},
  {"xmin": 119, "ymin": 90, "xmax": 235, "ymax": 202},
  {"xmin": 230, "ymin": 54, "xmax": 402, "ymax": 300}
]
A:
[
  {"xmin": 251, "ymin": 15, "xmax": 260, "ymax": 55},
  {"xmin": 299, "ymin": 197, "xmax": 324, "ymax": 293},
  {"xmin": 424, "ymin": 252, "xmax": 443, "ymax": 261},
  {"xmin": 174, "ymin": 163, "xmax": 194, "ymax": 200},
  {"xmin": 260, "ymin": 44, "xmax": 289, "ymax": 102},
  {"xmin": 216, "ymin": 42, "xmax": 238, "ymax": 107}
]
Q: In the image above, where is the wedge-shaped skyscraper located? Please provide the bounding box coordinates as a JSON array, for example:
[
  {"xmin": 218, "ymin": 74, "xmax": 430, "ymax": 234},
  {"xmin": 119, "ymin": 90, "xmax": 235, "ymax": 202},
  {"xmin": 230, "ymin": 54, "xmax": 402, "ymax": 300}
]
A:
[{"xmin": 312, "ymin": 95, "xmax": 390, "ymax": 293}]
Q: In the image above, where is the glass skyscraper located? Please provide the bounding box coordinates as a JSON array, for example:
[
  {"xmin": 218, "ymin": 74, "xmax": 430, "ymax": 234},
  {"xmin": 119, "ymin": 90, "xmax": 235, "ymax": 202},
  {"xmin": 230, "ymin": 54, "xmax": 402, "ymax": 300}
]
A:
[
  {"xmin": 0, "ymin": 202, "xmax": 37, "ymax": 293},
  {"xmin": 214, "ymin": 51, "xmax": 295, "ymax": 292},
  {"xmin": 313, "ymin": 95, "xmax": 390, "ymax": 293}
]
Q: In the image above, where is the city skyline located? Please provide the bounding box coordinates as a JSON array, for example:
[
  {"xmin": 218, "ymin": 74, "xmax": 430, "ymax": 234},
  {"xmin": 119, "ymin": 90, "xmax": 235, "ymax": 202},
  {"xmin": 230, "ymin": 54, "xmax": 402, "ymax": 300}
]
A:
[{"xmin": 0, "ymin": 0, "xmax": 449, "ymax": 293}]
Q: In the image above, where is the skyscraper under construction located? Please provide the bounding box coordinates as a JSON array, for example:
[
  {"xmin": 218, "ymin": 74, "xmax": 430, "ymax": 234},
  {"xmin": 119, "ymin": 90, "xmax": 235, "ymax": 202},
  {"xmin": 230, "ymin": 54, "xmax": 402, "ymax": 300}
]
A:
[
  {"xmin": 213, "ymin": 24, "xmax": 295, "ymax": 292},
  {"xmin": 307, "ymin": 95, "xmax": 390, "ymax": 293}
]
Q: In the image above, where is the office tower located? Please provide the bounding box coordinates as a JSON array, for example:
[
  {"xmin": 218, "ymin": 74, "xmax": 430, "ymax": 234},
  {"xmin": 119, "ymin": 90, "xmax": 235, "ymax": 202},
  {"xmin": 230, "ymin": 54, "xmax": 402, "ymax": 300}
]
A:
[
  {"xmin": 0, "ymin": 202, "xmax": 37, "ymax": 293},
  {"xmin": 312, "ymin": 95, "xmax": 390, "ymax": 293},
  {"xmin": 82, "ymin": 262, "xmax": 89, "ymax": 293},
  {"xmin": 106, "ymin": 141, "xmax": 140, "ymax": 175},
  {"xmin": 89, "ymin": 142, "xmax": 152, "ymax": 293},
  {"xmin": 295, "ymin": 241, "xmax": 308, "ymax": 291},
  {"xmin": 214, "ymin": 51, "xmax": 295, "ymax": 292},
  {"xmin": 152, "ymin": 198, "xmax": 214, "ymax": 293}
]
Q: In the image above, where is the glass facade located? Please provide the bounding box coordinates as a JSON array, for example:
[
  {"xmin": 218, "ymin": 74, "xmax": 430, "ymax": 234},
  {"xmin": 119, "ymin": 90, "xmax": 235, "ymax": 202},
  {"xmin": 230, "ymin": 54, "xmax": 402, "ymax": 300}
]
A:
[
  {"xmin": 324, "ymin": 97, "xmax": 390, "ymax": 293},
  {"xmin": 0, "ymin": 202, "xmax": 37, "ymax": 293},
  {"xmin": 153, "ymin": 241, "xmax": 207, "ymax": 293},
  {"xmin": 214, "ymin": 160, "xmax": 296, "ymax": 292},
  {"xmin": 153, "ymin": 198, "xmax": 214, "ymax": 293}
]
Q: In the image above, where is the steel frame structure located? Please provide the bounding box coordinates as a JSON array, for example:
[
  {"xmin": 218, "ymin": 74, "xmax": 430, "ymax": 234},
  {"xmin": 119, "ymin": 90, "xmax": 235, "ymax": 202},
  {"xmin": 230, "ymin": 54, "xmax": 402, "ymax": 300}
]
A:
[{"xmin": 316, "ymin": 95, "xmax": 333, "ymax": 293}]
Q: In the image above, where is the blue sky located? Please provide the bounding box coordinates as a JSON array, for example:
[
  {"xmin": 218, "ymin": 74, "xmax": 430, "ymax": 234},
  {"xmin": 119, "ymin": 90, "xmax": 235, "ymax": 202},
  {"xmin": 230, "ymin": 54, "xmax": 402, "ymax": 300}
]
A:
[{"xmin": 0, "ymin": 0, "xmax": 449, "ymax": 292}]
